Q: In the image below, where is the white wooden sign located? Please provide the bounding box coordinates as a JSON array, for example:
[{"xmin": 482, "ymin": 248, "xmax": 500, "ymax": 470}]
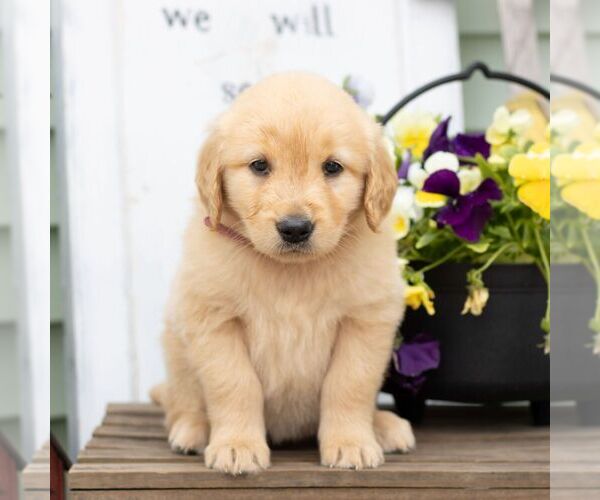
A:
[
  {"xmin": 55, "ymin": 0, "xmax": 461, "ymax": 451},
  {"xmin": 3, "ymin": 0, "xmax": 50, "ymax": 460}
]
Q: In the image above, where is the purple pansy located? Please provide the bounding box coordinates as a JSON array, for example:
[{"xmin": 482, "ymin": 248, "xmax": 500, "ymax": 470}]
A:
[
  {"xmin": 422, "ymin": 169, "xmax": 502, "ymax": 242},
  {"xmin": 423, "ymin": 117, "xmax": 451, "ymax": 160},
  {"xmin": 423, "ymin": 117, "xmax": 490, "ymax": 161},
  {"xmin": 398, "ymin": 150, "xmax": 412, "ymax": 180},
  {"xmin": 392, "ymin": 333, "xmax": 440, "ymax": 396},
  {"xmin": 452, "ymin": 133, "xmax": 491, "ymax": 159}
]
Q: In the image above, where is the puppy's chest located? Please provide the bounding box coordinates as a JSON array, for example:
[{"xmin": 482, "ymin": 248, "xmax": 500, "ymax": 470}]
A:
[{"xmin": 242, "ymin": 288, "xmax": 341, "ymax": 399}]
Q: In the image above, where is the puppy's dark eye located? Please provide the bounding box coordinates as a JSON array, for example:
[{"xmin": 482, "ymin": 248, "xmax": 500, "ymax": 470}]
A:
[
  {"xmin": 249, "ymin": 159, "xmax": 269, "ymax": 176},
  {"xmin": 322, "ymin": 160, "xmax": 344, "ymax": 177}
]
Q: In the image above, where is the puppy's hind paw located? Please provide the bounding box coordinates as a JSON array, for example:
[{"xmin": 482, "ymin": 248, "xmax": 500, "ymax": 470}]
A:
[
  {"xmin": 373, "ymin": 410, "xmax": 415, "ymax": 453},
  {"xmin": 168, "ymin": 413, "xmax": 209, "ymax": 455}
]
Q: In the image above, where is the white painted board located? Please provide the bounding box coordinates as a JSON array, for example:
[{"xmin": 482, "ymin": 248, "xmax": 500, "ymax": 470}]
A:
[{"xmin": 3, "ymin": 0, "xmax": 50, "ymax": 460}]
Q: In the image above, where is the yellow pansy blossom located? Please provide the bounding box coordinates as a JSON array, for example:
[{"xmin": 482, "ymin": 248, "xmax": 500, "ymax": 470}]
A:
[
  {"xmin": 388, "ymin": 110, "xmax": 437, "ymax": 159},
  {"xmin": 552, "ymin": 143, "xmax": 600, "ymax": 219},
  {"xmin": 414, "ymin": 190, "xmax": 447, "ymax": 208},
  {"xmin": 508, "ymin": 143, "xmax": 551, "ymax": 219},
  {"xmin": 405, "ymin": 285, "xmax": 435, "ymax": 315},
  {"xmin": 506, "ymin": 93, "xmax": 548, "ymax": 144},
  {"xmin": 485, "ymin": 106, "xmax": 532, "ymax": 146}
]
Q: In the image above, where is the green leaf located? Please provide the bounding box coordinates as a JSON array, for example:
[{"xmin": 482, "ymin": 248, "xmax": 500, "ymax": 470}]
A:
[
  {"xmin": 416, "ymin": 232, "xmax": 438, "ymax": 249},
  {"xmin": 466, "ymin": 240, "xmax": 491, "ymax": 253}
]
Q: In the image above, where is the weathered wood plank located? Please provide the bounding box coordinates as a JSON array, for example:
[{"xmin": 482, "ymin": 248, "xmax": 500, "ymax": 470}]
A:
[
  {"xmin": 106, "ymin": 403, "xmax": 163, "ymax": 416},
  {"xmin": 103, "ymin": 403, "xmax": 537, "ymax": 422},
  {"xmin": 550, "ymin": 464, "xmax": 600, "ymax": 489},
  {"xmin": 77, "ymin": 442, "xmax": 548, "ymax": 465},
  {"xmin": 92, "ymin": 422, "xmax": 547, "ymax": 442},
  {"xmin": 69, "ymin": 461, "xmax": 549, "ymax": 490},
  {"xmin": 71, "ymin": 403, "xmax": 551, "ymax": 495},
  {"xmin": 22, "ymin": 463, "xmax": 50, "ymax": 490},
  {"xmin": 102, "ymin": 414, "xmax": 164, "ymax": 427},
  {"xmin": 70, "ymin": 487, "xmax": 550, "ymax": 499},
  {"xmin": 551, "ymin": 490, "xmax": 600, "ymax": 500},
  {"xmin": 85, "ymin": 437, "xmax": 169, "ymax": 450},
  {"xmin": 83, "ymin": 432, "xmax": 547, "ymax": 454},
  {"xmin": 93, "ymin": 425, "xmax": 167, "ymax": 440}
]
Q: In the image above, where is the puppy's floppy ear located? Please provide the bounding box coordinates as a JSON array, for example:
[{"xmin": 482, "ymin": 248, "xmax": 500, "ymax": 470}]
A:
[
  {"xmin": 196, "ymin": 127, "xmax": 224, "ymax": 225},
  {"xmin": 364, "ymin": 126, "xmax": 397, "ymax": 232}
]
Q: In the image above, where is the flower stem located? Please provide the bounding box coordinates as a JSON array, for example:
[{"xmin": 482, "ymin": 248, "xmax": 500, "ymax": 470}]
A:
[
  {"xmin": 552, "ymin": 224, "xmax": 595, "ymax": 276},
  {"xmin": 580, "ymin": 226, "xmax": 600, "ymax": 331},
  {"xmin": 475, "ymin": 242, "xmax": 515, "ymax": 274},
  {"xmin": 533, "ymin": 224, "xmax": 551, "ymax": 333},
  {"xmin": 418, "ymin": 245, "xmax": 463, "ymax": 274},
  {"xmin": 533, "ymin": 225, "xmax": 550, "ymax": 284},
  {"xmin": 581, "ymin": 225, "xmax": 600, "ymax": 282},
  {"xmin": 506, "ymin": 212, "xmax": 529, "ymax": 257}
]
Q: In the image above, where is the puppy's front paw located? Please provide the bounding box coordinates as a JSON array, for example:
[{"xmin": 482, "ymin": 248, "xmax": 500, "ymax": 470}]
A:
[
  {"xmin": 168, "ymin": 412, "xmax": 209, "ymax": 454},
  {"xmin": 373, "ymin": 410, "xmax": 415, "ymax": 453},
  {"xmin": 320, "ymin": 435, "xmax": 384, "ymax": 470},
  {"xmin": 204, "ymin": 437, "xmax": 270, "ymax": 475}
]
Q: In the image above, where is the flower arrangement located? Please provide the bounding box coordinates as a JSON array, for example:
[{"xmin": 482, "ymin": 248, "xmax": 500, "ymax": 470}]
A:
[
  {"xmin": 345, "ymin": 75, "xmax": 552, "ymax": 347},
  {"xmin": 550, "ymin": 109, "xmax": 600, "ymax": 355},
  {"xmin": 384, "ymin": 106, "xmax": 551, "ymax": 351},
  {"xmin": 343, "ymin": 73, "xmax": 555, "ymax": 399}
]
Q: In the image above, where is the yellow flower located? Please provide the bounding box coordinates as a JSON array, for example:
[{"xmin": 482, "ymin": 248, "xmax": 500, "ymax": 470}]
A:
[
  {"xmin": 508, "ymin": 143, "xmax": 551, "ymax": 219},
  {"xmin": 485, "ymin": 106, "xmax": 532, "ymax": 146},
  {"xmin": 388, "ymin": 110, "xmax": 437, "ymax": 158},
  {"xmin": 561, "ymin": 182, "xmax": 600, "ymax": 219},
  {"xmin": 552, "ymin": 143, "xmax": 600, "ymax": 219},
  {"xmin": 414, "ymin": 191, "xmax": 447, "ymax": 208},
  {"xmin": 461, "ymin": 286, "xmax": 490, "ymax": 316},
  {"xmin": 405, "ymin": 285, "xmax": 435, "ymax": 315}
]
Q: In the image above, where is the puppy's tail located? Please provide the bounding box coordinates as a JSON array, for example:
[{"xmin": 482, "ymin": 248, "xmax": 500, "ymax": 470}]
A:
[{"xmin": 149, "ymin": 382, "xmax": 166, "ymax": 407}]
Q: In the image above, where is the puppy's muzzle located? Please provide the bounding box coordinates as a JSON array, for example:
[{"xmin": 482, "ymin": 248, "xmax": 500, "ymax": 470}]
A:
[{"xmin": 276, "ymin": 215, "xmax": 314, "ymax": 244}]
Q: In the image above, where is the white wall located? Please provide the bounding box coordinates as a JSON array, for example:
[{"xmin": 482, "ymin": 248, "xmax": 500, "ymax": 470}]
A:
[{"xmin": 3, "ymin": 0, "xmax": 50, "ymax": 460}]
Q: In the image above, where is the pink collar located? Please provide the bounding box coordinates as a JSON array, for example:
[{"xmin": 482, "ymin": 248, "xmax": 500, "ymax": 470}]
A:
[{"xmin": 204, "ymin": 216, "xmax": 251, "ymax": 246}]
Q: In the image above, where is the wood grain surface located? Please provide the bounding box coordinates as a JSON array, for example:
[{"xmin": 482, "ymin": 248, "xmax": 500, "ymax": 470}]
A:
[{"xmin": 69, "ymin": 404, "xmax": 554, "ymax": 498}]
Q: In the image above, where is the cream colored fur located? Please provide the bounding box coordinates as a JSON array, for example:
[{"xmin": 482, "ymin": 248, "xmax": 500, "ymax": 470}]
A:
[{"xmin": 153, "ymin": 72, "xmax": 414, "ymax": 475}]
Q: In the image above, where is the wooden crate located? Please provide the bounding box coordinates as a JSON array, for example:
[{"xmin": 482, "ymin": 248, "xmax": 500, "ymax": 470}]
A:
[
  {"xmin": 22, "ymin": 441, "xmax": 49, "ymax": 499},
  {"xmin": 69, "ymin": 404, "xmax": 550, "ymax": 499}
]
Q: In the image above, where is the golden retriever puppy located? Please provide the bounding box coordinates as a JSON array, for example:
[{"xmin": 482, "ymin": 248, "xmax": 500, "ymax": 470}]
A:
[{"xmin": 152, "ymin": 72, "xmax": 414, "ymax": 475}]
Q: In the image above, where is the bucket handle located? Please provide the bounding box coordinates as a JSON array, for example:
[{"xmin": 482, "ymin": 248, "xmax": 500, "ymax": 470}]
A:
[{"xmin": 380, "ymin": 61, "xmax": 550, "ymax": 125}]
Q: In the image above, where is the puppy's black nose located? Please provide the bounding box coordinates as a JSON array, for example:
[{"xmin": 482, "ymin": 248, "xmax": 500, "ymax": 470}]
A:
[{"xmin": 276, "ymin": 216, "xmax": 314, "ymax": 244}]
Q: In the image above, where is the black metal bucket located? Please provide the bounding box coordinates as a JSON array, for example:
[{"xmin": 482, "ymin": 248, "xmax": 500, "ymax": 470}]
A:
[{"xmin": 382, "ymin": 263, "xmax": 550, "ymax": 424}]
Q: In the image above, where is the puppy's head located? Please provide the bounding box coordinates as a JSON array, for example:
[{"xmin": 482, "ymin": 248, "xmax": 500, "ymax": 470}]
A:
[{"xmin": 196, "ymin": 72, "xmax": 397, "ymax": 262}]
